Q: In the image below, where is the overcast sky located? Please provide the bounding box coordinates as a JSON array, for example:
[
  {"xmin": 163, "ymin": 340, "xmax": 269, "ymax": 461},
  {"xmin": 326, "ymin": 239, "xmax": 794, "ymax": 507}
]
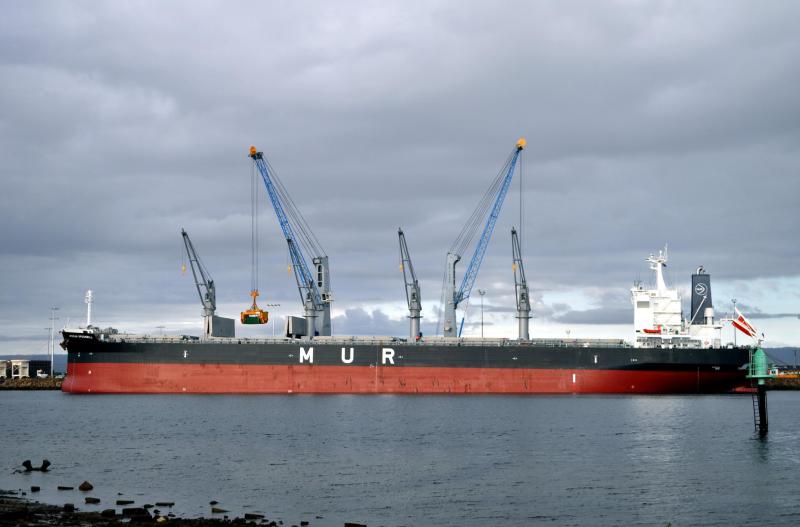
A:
[{"xmin": 2, "ymin": 0, "xmax": 799, "ymax": 354}]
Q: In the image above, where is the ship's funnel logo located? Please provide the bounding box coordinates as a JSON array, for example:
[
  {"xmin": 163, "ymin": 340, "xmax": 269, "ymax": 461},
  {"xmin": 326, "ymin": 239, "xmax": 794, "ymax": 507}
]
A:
[{"xmin": 694, "ymin": 283, "xmax": 708, "ymax": 296}]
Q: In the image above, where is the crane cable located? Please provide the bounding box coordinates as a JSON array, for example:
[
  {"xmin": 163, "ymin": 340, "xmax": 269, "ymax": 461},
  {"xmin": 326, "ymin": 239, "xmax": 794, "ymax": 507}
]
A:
[
  {"xmin": 262, "ymin": 157, "xmax": 326, "ymax": 258},
  {"xmin": 437, "ymin": 149, "xmax": 517, "ymax": 334},
  {"xmin": 449, "ymin": 150, "xmax": 515, "ymax": 257},
  {"xmin": 251, "ymin": 159, "xmax": 259, "ymax": 299},
  {"xmin": 519, "ymin": 148, "xmax": 524, "ymax": 256}
]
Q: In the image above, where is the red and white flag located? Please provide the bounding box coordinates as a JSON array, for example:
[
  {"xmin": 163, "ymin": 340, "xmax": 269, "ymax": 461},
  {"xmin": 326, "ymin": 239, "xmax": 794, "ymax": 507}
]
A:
[{"xmin": 732, "ymin": 307, "xmax": 758, "ymax": 338}]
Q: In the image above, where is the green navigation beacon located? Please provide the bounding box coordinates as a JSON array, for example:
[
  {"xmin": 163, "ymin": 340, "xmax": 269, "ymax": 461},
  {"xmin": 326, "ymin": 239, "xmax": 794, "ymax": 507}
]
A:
[{"xmin": 746, "ymin": 347, "xmax": 776, "ymax": 436}]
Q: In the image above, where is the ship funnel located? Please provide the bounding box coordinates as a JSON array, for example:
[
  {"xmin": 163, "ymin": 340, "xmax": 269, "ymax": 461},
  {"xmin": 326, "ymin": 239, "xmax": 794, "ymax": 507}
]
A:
[{"xmin": 690, "ymin": 269, "xmax": 713, "ymax": 325}]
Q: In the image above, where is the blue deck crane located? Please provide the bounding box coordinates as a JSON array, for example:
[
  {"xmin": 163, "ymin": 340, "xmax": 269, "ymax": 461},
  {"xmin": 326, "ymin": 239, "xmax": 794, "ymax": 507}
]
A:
[
  {"xmin": 249, "ymin": 146, "xmax": 332, "ymax": 337},
  {"xmin": 442, "ymin": 138, "xmax": 525, "ymax": 337}
]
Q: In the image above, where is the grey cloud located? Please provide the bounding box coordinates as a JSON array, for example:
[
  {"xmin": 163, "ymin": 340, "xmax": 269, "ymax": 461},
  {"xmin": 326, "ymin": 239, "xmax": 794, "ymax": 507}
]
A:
[
  {"xmin": 748, "ymin": 313, "xmax": 800, "ymax": 320},
  {"xmin": 331, "ymin": 308, "xmax": 440, "ymax": 337},
  {"xmin": 0, "ymin": 334, "xmax": 51, "ymax": 342},
  {"xmin": 483, "ymin": 304, "xmax": 517, "ymax": 314},
  {"xmin": 461, "ymin": 321, "xmax": 495, "ymax": 329},
  {"xmin": 1, "ymin": 1, "xmax": 799, "ymax": 350},
  {"xmin": 552, "ymin": 308, "xmax": 631, "ymax": 325},
  {"xmin": 721, "ymin": 303, "xmax": 800, "ymax": 320}
]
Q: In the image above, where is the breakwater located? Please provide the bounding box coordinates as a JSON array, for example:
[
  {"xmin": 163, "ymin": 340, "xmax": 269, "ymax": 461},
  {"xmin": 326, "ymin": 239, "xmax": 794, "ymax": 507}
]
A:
[
  {"xmin": 767, "ymin": 377, "xmax": 800, "ymax": 390},
  {"xmin": 0, "ymin": 377, "xmax": 62, "ymax": 390}
]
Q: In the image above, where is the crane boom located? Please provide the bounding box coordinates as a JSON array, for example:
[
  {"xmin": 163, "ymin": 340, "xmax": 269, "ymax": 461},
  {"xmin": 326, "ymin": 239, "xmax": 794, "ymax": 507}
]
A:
[
  {"xmin": 181, "ymin": 228, "xmax": 215, "ymax": 318},
  {"xmin": 512, "ymin": 227, "xmax": 531, "ymax": 340},
  {"xmin": 181, "ymin": 228, "xmax": 234, "ymax": 338},
  {"xmin": 398, "ymin": 228, "xmax": 422, "ymax": 340},
  {"xmin": 249, "ymin": 146, "xmax": 331, "ymax": 336},
  {"xmin": 442, "ymin": 138, "xmax": 525, "ymax": 337}
]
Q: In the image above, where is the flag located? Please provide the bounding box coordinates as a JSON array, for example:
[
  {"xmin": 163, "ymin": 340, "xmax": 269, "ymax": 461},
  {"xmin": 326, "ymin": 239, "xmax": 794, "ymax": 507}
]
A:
[{"xmin": 732, "ymin": 307, "xmax": 758, "ymax": 338}]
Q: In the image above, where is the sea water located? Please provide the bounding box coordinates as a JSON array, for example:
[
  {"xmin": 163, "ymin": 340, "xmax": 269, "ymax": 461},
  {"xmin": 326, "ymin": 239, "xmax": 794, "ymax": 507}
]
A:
[{"xmin": 1, "ymin": 391, "xmax": 799, "ymax": 526}]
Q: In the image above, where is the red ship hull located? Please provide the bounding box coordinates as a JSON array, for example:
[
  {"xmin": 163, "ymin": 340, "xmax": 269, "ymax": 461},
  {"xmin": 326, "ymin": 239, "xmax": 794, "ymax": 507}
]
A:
[{"xmin": 62, "ymin": 362, "xmax": 747, "ymax": 395}]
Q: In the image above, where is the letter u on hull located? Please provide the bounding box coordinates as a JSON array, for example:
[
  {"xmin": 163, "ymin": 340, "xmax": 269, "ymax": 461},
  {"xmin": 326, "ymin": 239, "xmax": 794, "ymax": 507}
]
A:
[{"xmin": 341, "ymin": 347, "xmax": 354, "ymax": 364}]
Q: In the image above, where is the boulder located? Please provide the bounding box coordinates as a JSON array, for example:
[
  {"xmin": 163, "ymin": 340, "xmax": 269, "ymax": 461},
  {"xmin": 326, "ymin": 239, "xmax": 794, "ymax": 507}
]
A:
[
  {"xmin": 22, "ymin": 459, "xmax": 50, "ymax": 472},
  {"xmin": 122, "ymin": 507, "xmax": 151, "ymax": 518},
  {"xmin": 78, "ymin": 481, "xmax": 93, "ymax": 491}
]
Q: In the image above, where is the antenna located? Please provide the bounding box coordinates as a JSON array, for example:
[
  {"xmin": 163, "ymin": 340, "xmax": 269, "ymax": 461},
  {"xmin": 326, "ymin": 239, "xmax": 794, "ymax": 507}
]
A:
[{"xmin": 85, "ymin": 290, "xmax": 93, "ymax": 327}]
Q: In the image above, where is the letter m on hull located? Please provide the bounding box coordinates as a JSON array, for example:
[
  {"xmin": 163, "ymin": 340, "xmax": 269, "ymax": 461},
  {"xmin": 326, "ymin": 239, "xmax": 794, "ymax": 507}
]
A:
[{"xmin": 299, "ymin": 347, "xmax": 314, "ymax": 364}]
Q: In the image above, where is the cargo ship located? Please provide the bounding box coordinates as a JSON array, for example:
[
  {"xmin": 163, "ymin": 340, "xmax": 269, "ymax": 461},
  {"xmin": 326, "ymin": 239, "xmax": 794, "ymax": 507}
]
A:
[
  {"xmin": 61, "ymin": 142, "xmax": 751, "ymax": 394},
  {"xmin": 61, "ymin": 248, "xmax": 750, "ymax": 394}
]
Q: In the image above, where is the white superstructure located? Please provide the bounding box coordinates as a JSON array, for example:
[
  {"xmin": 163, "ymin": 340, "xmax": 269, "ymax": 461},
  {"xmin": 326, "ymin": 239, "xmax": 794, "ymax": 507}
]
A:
[{"xmin": 631, "ymin": 247, "xmax": 722, "ymax": 349}]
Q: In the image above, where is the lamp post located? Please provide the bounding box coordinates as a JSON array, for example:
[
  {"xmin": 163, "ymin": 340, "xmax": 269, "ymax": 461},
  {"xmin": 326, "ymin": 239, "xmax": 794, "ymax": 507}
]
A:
[
  {"xmin": 731, "ymin": 298, "xmax": 737, "ymax": 346},
  {"xmin": 478, "ymin": 290, "xmax": 486, "ymax": 339},
  {"xmin": 43, "ymin": 327, "xmax": 50, "ymax": 376},
  {"xmin": 266, "ymin": 304, "xmax": 281, "ymax": 337},
  {"xmin": 49, "ymin": 306, "xmax": 59, "ymax": 378}
]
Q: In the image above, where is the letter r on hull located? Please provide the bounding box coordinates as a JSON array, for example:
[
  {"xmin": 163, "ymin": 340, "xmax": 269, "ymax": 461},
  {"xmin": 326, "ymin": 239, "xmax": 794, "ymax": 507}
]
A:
[
  {"xmin": 382, "ymin": 348, "xmax": 395, "ymax": 365},
  {"xmin": 300, "ymin": 347, "xmax": 314, "ymax": 364}
]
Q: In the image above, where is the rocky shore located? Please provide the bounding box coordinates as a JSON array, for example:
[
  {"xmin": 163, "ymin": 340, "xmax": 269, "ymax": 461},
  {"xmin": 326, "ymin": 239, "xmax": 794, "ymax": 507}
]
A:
[
  {"xmin": 0, "ymin": 491, "xmax": 365, "ymax": 527},
  {"xmin": 0, "ymin": 493, "xmax": 265, "ymax": 526},
  {"xmin": 0, "ymin": 377, "xmax": 62, "ymax": 390}
]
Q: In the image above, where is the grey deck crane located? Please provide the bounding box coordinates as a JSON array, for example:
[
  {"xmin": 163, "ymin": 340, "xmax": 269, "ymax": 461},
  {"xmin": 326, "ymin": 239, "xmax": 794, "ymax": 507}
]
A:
[
  {"xmin": 181, "ymin": 229, "xmax": 234, "ymax": 338},
  {"xmin": 398, "ymin": 229, "xmax": 422, "ymax": 340},
  {"xmin": 511, "ymin": 227, "xmax": 531, "ymax": 340}
]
